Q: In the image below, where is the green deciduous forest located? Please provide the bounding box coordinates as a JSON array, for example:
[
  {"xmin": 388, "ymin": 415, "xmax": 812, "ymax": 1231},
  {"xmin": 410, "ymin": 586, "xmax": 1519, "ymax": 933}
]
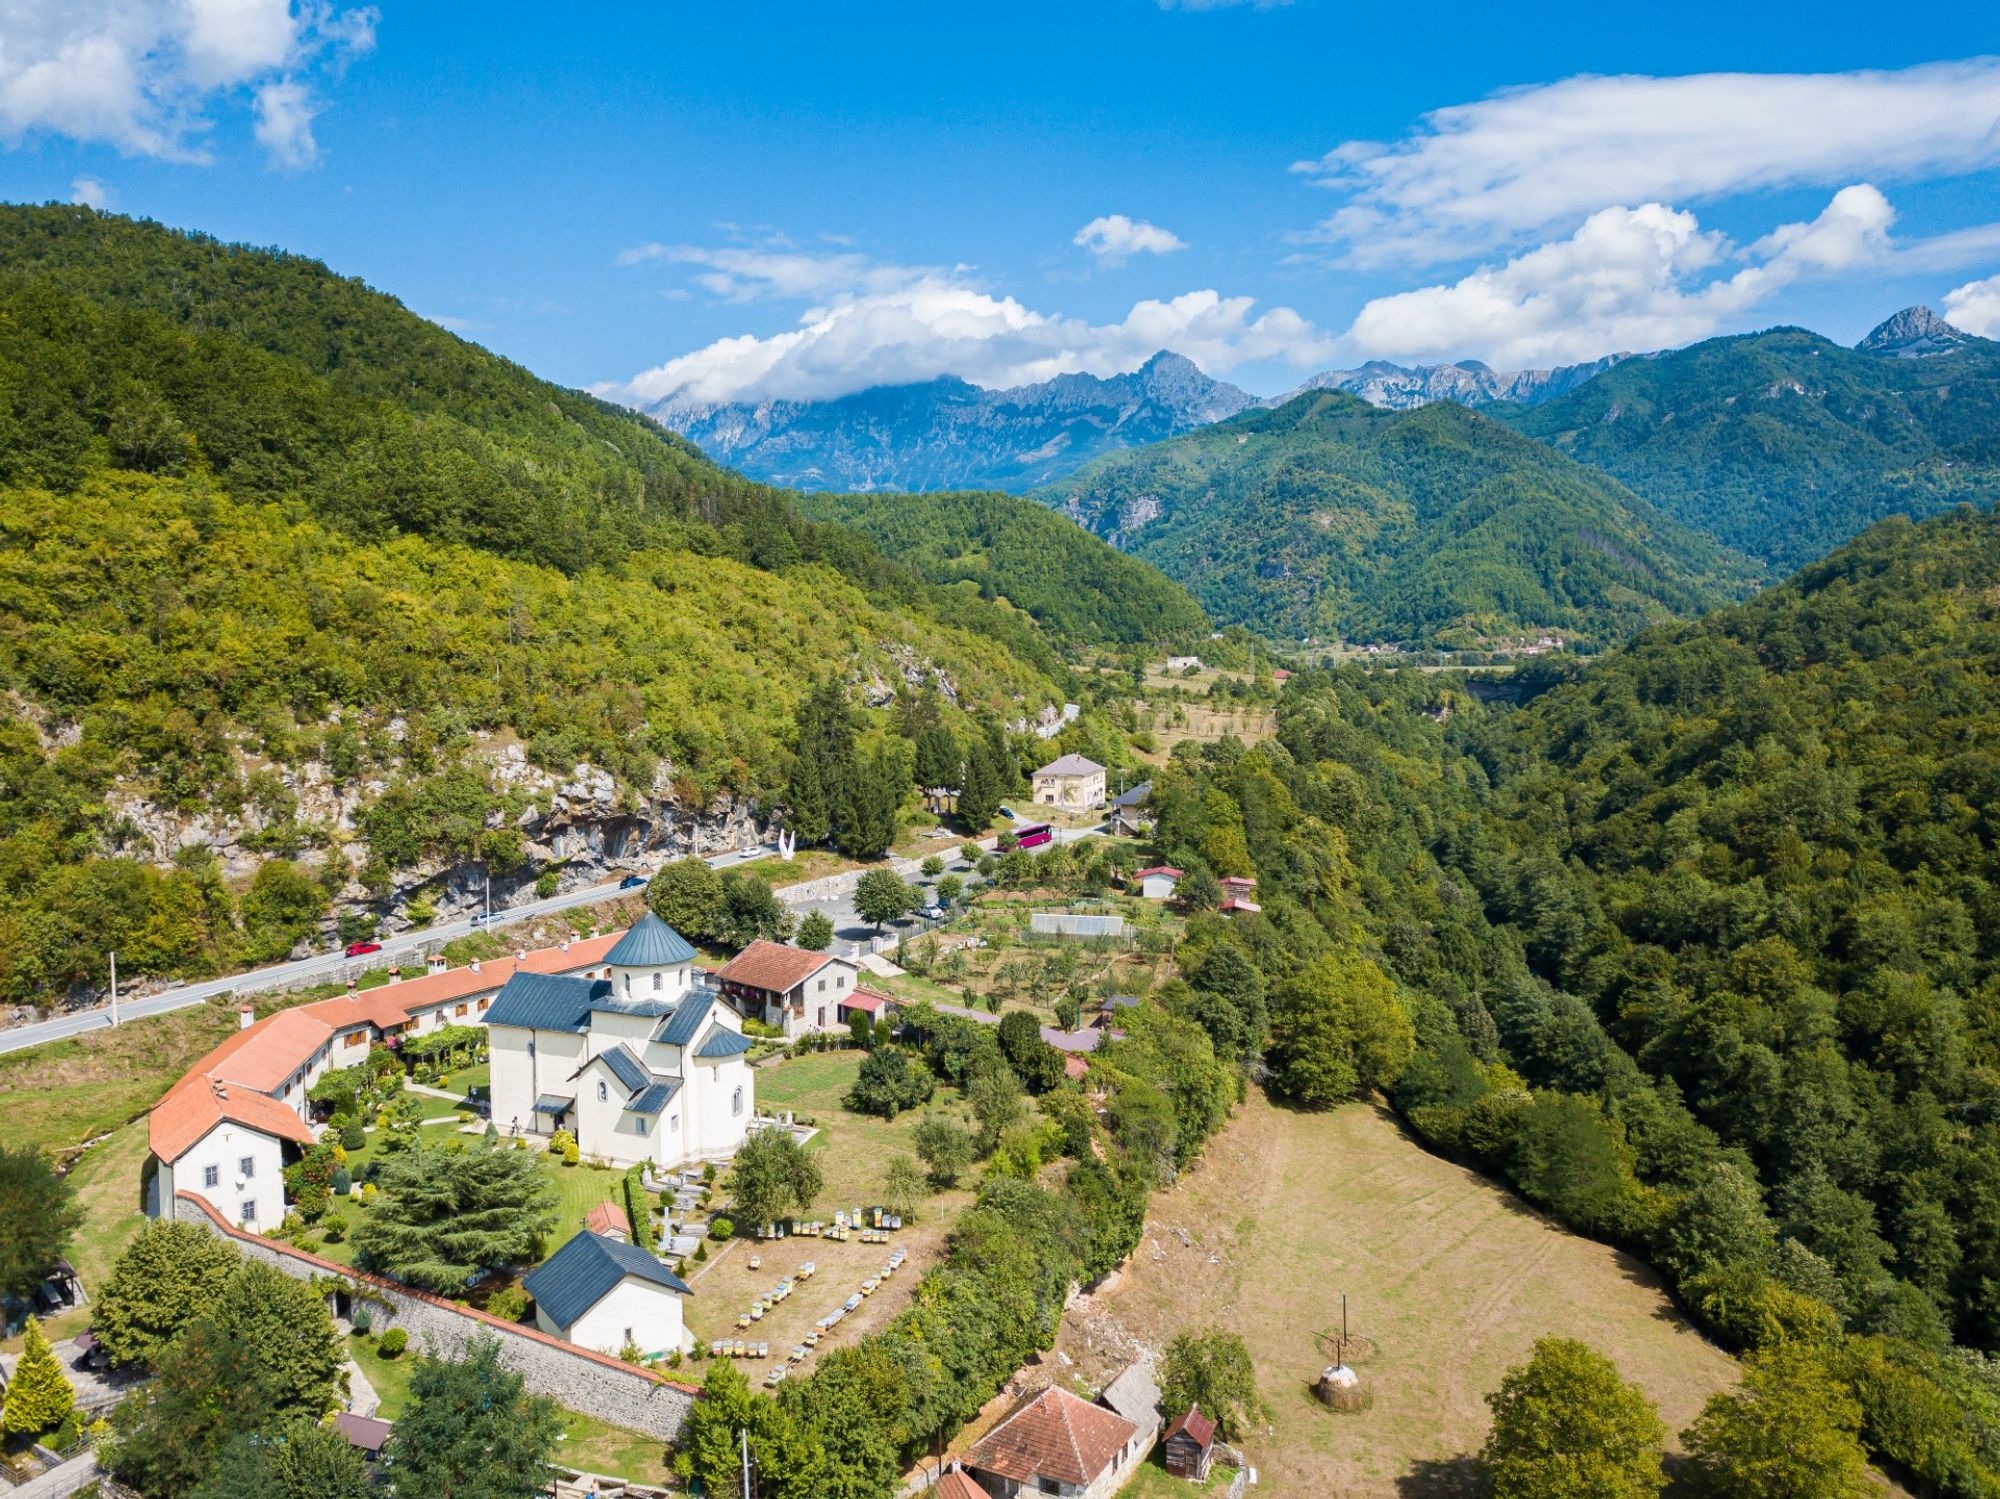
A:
[
  {"xmin": 790, "ymin": 487, "xmax": 1209, "ymax": 646},
  {"xmin": 0, "ymin": 206, "xmax": 1098, "ymax": 1005},
  {"xmin": 1501, "ymin": 326, "xmax": 2000, "ymax": 573},
  {"xmin": 1035, "ymin": 390, "xmax": 1763, "ymax": 647},
  {"xmin": 1138, "ymin": 501, "xmax": 2000, "ymax": 1494}
]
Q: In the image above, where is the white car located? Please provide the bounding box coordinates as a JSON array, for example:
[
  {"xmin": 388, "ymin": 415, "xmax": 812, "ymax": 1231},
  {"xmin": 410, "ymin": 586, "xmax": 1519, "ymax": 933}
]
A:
[{"xmin": 919, "ymin": 904, "xmax": 946, "ymax": 921}]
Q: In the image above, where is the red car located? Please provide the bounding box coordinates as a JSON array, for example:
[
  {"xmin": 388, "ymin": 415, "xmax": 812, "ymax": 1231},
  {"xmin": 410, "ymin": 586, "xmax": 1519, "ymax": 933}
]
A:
[{"xmin": 344, "ymin": 940, "xmax": 383, "ymax": 957}]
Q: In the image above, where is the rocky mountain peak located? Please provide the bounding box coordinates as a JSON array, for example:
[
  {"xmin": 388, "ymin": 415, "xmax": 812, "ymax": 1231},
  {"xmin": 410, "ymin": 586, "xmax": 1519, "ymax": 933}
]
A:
[{"xmin": 1858, "ymin": 306, "xmax": 1974, "ymax": 358}]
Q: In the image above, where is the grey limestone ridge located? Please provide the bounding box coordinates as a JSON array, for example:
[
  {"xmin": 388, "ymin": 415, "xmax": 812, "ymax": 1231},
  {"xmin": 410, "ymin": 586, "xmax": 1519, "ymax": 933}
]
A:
[
  {"xmin": 1856, "ymin": 305, "xmax": 1977, "ymax": 358},
  {"xmin": 1269, "ymin": 352, "xmax": 1630, "ymax": 411},
  {"xmin": 645, "ymin": 351, "xmax": 1255, "ymax": 493}
]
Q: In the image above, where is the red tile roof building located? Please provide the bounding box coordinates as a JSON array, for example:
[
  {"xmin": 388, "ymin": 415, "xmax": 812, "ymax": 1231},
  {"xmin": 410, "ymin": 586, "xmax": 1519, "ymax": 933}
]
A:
[
  {"xmin": 144, "ymin": 931, "xmax": 620, "ymax": 1230},
  {"xmin": 963, "ymin": 1384, "xmax": 1143, "ymax": 1498}
]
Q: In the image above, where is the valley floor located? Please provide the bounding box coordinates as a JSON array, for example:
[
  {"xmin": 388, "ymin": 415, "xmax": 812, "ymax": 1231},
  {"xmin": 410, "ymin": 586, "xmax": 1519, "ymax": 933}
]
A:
[{"xmin": 1053, "ymin": 1092, "xmax": 1739, "ymax": 1497}]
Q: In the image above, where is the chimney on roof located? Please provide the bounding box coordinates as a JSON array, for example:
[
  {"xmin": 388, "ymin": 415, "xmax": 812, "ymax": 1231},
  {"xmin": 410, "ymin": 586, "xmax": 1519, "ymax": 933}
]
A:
[
  {"xmin": 559, "ymin": 938, "xmax": 570, "ymax": 953},
  {"xmin": 388, "ymin": 970, "xmax": 401, "ymax": 983},
  {"xmin": 237, "ymin": 1003, "xmax": 255, "ymax": 1031},
  {"xmin": 427, "ymin": 952, "xmax": 448, "ymax": 974},
  {"xmin": 470, "ymin": 960, "xmax": 480, "ymax": 973},
  {"xmin": 568, "ymin": 930, "xmax": 581, "ymax": 943},
  {"xmin": 516, "ymin": 950, "xmax": 527, "ymax": 963}
]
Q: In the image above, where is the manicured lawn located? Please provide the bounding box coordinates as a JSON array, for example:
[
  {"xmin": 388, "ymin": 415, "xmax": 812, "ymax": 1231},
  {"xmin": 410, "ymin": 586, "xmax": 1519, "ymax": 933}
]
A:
[
  {"xmin": 442, "ymin": 1061, "xmax": 489, "ymax": 1096},
  {"xmin": 348, "ymin": 1333, "xmax": 672, "ymax": 1485}
]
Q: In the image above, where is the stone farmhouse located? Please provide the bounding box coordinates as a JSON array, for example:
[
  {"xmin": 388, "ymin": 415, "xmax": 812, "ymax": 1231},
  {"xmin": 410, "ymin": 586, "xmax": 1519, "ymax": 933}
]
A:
[
  {"xmin": 143, "ymin": 931, "xmax": 625, "ymax": 1230},
  {"xmin": 485, "ymin": 913, "xmax": 755, "ymax": 1170},
  {"xmin": 958, "ymin": 1383, "xmax": 1146, "ymax": 1498}
]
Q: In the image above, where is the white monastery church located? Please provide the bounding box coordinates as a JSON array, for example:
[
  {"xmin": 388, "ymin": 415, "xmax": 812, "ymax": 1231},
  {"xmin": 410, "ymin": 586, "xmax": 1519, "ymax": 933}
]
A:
[{"xmin": 485, "ymin": 912, "xmax": 755, "ymax": 1168}]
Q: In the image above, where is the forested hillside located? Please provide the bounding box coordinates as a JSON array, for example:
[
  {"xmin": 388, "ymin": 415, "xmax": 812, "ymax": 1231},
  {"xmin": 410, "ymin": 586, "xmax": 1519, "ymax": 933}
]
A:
[
  {"xmin": 0, "ymin": 207, "xmax": 1083, "ymax": 1008},
  {"xmin": 1034, "ymin": 390, "xmax": 1761, "ymax": 647},
  {"xmin": 1501, "ymin": 323, "xmax": 2000, "ymax": 572},
  {"xmin": 1139, "ymin": 501, "xmax": 2000, "ymax": 1494},
  {"xmin": 791, "ymin": 488, "xmax": 1209, "ymax": 645}
]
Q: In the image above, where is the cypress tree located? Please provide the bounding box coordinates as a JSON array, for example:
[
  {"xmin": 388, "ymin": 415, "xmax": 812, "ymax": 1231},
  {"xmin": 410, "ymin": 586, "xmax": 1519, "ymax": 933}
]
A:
[{"xmin": 2, "ymin": 1318, "xmax": 74, "ymax": 1436}]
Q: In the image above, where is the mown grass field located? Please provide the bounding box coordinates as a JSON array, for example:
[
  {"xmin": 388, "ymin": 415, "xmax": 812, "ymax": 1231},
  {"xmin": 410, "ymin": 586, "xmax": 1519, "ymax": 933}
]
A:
[{"xmin": 1055, "ymin": 1091, "xmax": 1742, "ymax": 1498}]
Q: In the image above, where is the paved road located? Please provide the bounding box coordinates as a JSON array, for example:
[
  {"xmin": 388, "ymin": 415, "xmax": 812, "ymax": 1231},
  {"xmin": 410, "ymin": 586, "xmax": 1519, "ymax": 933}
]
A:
[
  {"xmin": 0, "ymin": 821, "xmax": 1107, "ymax": 1058},
  {"xmin": 783, "ymin": 824, "xmax": 1105, "ymax": 957},
  {"xmin": 0, "ymin": 844, "xmax": 779, "ymax": 1058}
]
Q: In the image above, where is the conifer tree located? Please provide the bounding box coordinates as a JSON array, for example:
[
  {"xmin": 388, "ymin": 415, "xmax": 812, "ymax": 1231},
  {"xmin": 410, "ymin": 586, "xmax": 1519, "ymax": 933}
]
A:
[{"xmin": 1, "ymin": 1318, "xmax": 73, "ymax": 1436}]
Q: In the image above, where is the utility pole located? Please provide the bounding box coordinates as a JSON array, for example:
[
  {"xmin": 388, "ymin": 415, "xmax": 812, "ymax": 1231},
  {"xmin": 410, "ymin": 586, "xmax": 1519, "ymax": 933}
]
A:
[
  {"xmin": 740, "ymin": 1426, "xmax": 753, "ymax": 1499},
  {"xmin": 109, "ymin": 950, "xmax": 119, "ymax": 1029}
]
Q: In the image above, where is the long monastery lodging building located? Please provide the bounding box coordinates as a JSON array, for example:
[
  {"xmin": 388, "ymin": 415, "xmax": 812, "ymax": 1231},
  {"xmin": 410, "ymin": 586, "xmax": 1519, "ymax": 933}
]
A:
[{"xmin": 144, "ymin": 913, "xmax": 752, "ymax": 1232}]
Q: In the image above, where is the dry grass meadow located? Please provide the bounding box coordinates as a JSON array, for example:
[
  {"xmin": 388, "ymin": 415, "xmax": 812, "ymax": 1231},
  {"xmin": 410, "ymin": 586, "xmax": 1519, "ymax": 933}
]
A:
[{"xmin": 1055, "ymin": 1091, "xmax": 1742, "ymax": 1498}]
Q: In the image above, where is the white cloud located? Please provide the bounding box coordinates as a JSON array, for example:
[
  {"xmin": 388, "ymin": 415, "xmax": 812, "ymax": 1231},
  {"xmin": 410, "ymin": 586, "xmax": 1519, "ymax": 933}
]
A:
[
  {"xmin": 614, "ymin": 243, "xmax": 926, "ymax": 302},
  {"xmin": 252, "ymin": 77, "xmax": 317, "ymax": 168},
  {"xmin": 1073, "ymin": 214, "xmax": 1188, "ymax": 265},
  {"xmin": 1345, "ymin": 186, "xmax": 1895, "ymax": 367},
  {"xmin": 600, "ymin": 249, "xmax": 1332, "ymax": 406},
  {"xmin": 1944, "ymin": 274, "xmax": 2000, "ymax": 338},
  {"xmin": 0, "ymin": 0, "xmax": 376, "ymax": 167},
  {"xmin": 1297, "ymin": 60, "xmax": 2000, "ymax": 267},
  {"xmin": 69, "ymin": 175, "xmax": 110, "ymax": 209}
]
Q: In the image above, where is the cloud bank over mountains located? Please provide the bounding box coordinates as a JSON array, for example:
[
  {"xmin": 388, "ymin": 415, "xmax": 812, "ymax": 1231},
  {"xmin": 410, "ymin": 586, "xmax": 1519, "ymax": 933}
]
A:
[
  {"xmin": 610, "ymin": 58, "xmax": 2000, "ymax": 404},
  {"xmin": 601, "ymin": 244, "xmax": 1333, "ymax": 407}
]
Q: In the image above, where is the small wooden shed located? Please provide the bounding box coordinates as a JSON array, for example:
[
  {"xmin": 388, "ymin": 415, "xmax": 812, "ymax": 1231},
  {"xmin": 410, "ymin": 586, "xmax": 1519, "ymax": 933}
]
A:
[{"xmin": 1163, "ymin": 1404, "xmax": 1217, "ymax": 1480}]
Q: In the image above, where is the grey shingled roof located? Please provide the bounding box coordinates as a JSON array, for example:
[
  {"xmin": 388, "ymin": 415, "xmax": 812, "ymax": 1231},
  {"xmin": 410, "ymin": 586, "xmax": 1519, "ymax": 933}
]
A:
[
  {"xmin": 655, "ymin": 989, "xmax": 716, "ymax": 1048},
  {"xmin": 1034, "ymin": 752, "xmax": 1104, "ymax": 778},
  {"xmin": 1109, "ymin": 780, "xmax": 1152, "ymax": 808},
  {"xmin": 629, "ymin": 1078, "xmax": 682, "ymax": 1115},
  {"xmin": 595, "ymin": 1044, "xmax": 651, "ymax": 1094},
  {"xmin": 485, "ymin": 972, "xmax": 609, "ymax": 1034},
  {"xmin": 523, "ymin": 1230, "xmax": 689, "ymax": 1331},
  {"xmin": 696, "ymin": 1027, "xmax": 754, "ymax": 1059},
  {"xmin": 605, "ymin": 912, "xmax": 698, "ymax": 968}
]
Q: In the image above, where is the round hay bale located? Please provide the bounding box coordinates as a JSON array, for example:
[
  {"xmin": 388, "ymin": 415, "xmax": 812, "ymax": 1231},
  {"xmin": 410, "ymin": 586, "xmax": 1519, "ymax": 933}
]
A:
[{"xmin": 1316, "ymin": 1363, "xmax": 1370, "ymax": 1412}]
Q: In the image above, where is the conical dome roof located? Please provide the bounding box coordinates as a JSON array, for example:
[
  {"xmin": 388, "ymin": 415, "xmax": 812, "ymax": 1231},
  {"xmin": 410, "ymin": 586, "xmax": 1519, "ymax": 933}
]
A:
[{"xmin": 604, "ymin": 911, "xmax": 697, "ymax": 967}]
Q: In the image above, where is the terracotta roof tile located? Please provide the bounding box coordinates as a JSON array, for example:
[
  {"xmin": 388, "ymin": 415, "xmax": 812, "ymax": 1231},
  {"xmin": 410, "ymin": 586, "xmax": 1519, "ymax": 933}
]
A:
[
  {"xmin": 932, "ymin": 1466, "xmax": 984, "ymax": 1499},
  {"xmin": 584, "ymin": 1201, "xmax": 629, "ymax": 1238},
  {"xmin": 715, "ymin": 940, "xmax": 841, "ymax": 995},
  {"xmin": 149, "ymin": 1073, "xmax": 317, "ymax": 1162},
  {"xmin": 1164, "ymin": 1404, "xmax": 1216, "ymax": 1449},
  {"xmin": 966, "ymin": 1385, "xmax": 1138, "ymax": 1487}
]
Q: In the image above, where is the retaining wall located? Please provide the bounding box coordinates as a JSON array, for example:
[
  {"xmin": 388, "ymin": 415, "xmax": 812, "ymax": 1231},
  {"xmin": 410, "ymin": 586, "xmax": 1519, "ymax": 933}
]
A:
[{"xmin": 172, "ymin": 1194, "xmax": 698, "ymax": 1442}]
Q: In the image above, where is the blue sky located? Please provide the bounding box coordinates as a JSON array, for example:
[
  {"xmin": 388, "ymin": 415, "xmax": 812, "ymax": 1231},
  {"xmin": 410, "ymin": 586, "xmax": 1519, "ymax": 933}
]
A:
[{"xmin": 5, "ymin": 1, "xmax": 2000, "ymax": 401}]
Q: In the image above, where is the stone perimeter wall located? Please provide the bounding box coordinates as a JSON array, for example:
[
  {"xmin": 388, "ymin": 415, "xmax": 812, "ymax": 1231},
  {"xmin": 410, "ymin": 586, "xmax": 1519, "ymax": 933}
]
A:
[{"xmin": 172, "ymin": 1194, "xmax": 697, "ymax": 1442}]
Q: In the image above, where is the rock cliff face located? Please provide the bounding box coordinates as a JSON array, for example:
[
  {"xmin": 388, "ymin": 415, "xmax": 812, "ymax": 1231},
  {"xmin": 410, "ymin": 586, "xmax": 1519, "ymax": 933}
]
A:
[
  {"xmin": 648, "ymin": 351, "xmax": 1255, "ymax": 493},
  {"xmin": 105, "ymin": 735, "xmax": 775, "ymax": 937},
  {"xmin": 1856, "ymin": 305, "xmax": 1976, "ymax": 358}
]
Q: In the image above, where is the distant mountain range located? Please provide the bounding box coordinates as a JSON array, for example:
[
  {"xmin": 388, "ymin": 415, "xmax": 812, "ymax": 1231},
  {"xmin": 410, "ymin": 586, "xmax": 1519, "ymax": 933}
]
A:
[
  {"xmin": 1032, "ymin": 390, "xmax": 1762, "ymax": 648},
  {"xmin": 1498, "ymin": 307, "xmax": 2000, "ymax": 572},
  {"xmin": 649, "ymin": 351, "xmax": 1254, "ymax": 493},
  {"xmin": 1273, "ymin": 353, "xmax": 1630, "ymax": 411},
  {"xmin": 644, "ymin": 349, "xmax": 1625, "ymax": 493}
]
